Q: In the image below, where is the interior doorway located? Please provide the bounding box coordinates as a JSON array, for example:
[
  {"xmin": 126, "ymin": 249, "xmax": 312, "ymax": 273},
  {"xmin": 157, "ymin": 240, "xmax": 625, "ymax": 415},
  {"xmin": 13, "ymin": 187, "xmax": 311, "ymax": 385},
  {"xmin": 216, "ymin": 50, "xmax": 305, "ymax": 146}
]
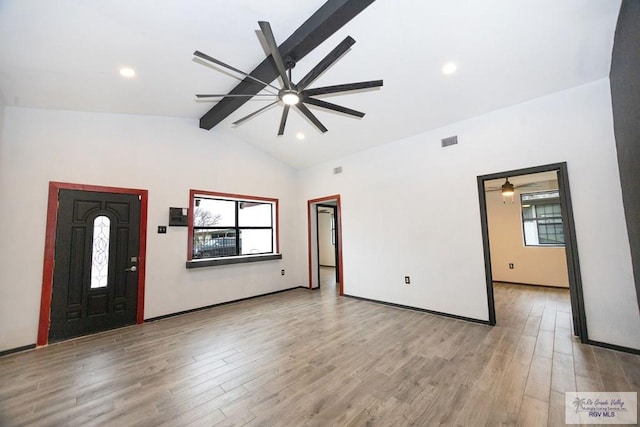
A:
[
  {"xmin": 307, "ymin": 195, "xmax": 343, "ymax": 295},
  {"xmin": 316, "ymin": 204, "xmax": 339, "ymax": 284},
  {"xmin": 477, "ymin": 162, "xmax": 588, "ymax": 342}
]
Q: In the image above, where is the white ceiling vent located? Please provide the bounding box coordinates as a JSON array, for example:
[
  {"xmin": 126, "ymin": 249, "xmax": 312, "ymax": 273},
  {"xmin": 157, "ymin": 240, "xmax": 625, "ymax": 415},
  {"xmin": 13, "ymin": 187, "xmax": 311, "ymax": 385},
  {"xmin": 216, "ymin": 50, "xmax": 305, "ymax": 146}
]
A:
[{"xmin": 441, "ymin": 136, "xmax": 458, "ymax": 148}]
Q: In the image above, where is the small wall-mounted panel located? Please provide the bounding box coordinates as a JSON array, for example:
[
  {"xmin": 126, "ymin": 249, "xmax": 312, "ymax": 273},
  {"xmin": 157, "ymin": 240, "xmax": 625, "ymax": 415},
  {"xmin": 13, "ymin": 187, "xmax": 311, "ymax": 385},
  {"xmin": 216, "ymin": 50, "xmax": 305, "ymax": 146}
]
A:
[
  {"xmin": 169, "ymin": 207, "xmax": 188, "ymax": 226},
  {"xmin": 441, "ymin": 135, "xmax": 458, "ymax": 148}
]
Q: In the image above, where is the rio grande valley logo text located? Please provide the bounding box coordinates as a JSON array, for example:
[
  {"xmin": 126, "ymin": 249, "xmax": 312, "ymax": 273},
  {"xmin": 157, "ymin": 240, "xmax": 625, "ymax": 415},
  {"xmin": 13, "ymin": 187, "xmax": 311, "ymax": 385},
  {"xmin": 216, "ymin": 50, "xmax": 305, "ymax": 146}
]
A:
[{"xmin": 566, "ymin": 392, "xmax": 637, "ymax": 424}]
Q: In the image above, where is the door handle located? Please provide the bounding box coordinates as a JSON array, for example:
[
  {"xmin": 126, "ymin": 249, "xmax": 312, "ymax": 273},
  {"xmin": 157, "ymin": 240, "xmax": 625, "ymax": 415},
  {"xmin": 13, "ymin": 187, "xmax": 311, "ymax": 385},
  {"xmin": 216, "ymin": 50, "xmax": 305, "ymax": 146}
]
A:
[{"xmin": 125, "ymin": 266, "xmax": 138, "ymax": 272}]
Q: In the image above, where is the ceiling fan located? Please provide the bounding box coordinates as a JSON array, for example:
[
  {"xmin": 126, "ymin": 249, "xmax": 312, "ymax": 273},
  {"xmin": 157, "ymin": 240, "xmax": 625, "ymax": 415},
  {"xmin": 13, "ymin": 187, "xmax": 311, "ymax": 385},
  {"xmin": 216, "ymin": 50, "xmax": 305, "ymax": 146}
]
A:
[
  {"xmin": 194, "ymin": 21, "xmax": 383, "ymax": 136},
  {"xmin": 485, "ymin": 178, "xmax": 542, "ymax": 194}
]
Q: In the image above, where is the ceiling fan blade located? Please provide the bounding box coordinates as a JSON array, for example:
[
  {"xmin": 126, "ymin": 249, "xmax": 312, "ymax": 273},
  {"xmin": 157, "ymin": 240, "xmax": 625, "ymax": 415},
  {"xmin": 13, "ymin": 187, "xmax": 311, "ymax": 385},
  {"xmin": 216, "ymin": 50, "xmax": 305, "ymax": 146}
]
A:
[
  {"xmin": 302, "ymin": 80, "xmax": 383, "ymax": 96},
  {"xmin": 196, "ymin": 94, "xmax": 275, "ymax": 98},
  {"xmin": 303, "ymin": 97, "xmax": 365, "ymax": 118},
  {"xmin": 296, "ymin": 36, "xmax": 355, "ymax": 90},
  {"xmin": 516, "ymin": 183, "xmax": 543, "ymax": 189},
  {"xmin": 258, "ymin": 21, "xmax": 293, "ymax": 90},
  {"xmin": 193, "ymin": 50, "xmax": 280, "ymax": 92},
  {"xmin": 232, "ymin": 101, "xmax": 279, "ymax": 126},
  {"xmin": 278, "ymin": 105, "xmax": 290, "ymax": 136},
  {"xmin": 296, "ymin": 103, "xmax": 328, "ymax": 133}
]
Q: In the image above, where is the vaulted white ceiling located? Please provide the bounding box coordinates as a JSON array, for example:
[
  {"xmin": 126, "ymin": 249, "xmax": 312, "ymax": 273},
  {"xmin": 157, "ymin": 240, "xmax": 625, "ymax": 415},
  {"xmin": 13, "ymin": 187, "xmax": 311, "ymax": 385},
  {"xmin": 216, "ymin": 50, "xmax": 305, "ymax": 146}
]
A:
[{"xmin": 0, "ymin": 0, "xmax": 621, "ymax": 168}]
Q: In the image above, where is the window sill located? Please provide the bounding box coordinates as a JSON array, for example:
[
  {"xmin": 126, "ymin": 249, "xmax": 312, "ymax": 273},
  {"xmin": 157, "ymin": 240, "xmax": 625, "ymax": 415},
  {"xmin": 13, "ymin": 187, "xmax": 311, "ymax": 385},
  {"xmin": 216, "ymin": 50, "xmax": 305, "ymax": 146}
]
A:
[{"xmin": 186, "ymin": 253, "xmax": 282, "ymax": 269}]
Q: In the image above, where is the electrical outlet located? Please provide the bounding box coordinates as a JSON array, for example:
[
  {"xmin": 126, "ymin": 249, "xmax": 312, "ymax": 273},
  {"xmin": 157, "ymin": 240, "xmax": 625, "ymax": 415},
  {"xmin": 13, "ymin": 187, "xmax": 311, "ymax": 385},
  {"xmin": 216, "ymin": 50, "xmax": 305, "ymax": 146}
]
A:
[
  {"xmin": 509, "ymin": 263, "xmax": 514, "ymax": 269},
  {"xmin": 404, "ymin": 276, "xmax": 410, "ymax": 284},
  {"xmin": 281, "ymin": 269, "xmax": 285, "ymax": 276}
]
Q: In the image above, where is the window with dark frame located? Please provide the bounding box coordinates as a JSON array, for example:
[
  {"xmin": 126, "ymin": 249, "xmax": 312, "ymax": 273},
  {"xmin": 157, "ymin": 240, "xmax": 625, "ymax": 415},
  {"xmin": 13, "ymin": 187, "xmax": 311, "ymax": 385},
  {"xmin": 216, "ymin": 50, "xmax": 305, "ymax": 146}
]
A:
[
  {"xmin": 190, "ymin": 193, "xmax": 276, "ymax": 260},
  {"xmin": 521, "ymin": 190, "xmax": 565, "ymax": 246}
]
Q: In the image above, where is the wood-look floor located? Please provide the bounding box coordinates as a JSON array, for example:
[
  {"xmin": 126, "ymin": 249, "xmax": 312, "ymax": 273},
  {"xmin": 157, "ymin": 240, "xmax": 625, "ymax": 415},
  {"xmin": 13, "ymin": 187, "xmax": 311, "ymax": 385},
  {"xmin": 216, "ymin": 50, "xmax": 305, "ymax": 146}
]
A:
[{"xmin": 1, "ymin": 269, "xmax": 639, "ymax": 426}]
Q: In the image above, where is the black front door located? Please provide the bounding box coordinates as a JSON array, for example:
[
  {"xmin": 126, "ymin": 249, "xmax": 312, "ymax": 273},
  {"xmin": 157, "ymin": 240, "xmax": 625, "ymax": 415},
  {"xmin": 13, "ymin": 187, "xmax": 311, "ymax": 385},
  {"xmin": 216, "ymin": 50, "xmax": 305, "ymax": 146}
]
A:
[{"xmin": 49, "ymin": 189, "xmax": 141, "ymax": 342}]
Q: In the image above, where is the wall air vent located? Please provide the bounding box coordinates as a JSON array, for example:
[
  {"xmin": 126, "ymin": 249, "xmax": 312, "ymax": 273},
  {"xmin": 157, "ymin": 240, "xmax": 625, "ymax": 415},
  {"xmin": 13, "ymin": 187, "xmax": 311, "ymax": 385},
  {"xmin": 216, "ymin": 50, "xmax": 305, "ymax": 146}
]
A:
[
  {"xmin": 441, "ymin": 136, "xmax": 458, "ymax": 148},
  {"xmin": 333, "ymin": 166, "xmax": 343, "ymax": 174}
]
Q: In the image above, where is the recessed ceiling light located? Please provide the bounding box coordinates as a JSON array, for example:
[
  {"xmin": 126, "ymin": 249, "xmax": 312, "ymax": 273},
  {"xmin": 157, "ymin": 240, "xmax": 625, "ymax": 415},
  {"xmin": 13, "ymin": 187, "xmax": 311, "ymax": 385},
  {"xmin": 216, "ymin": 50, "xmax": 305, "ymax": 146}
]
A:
[
  {"xmin": 442, "ymin": 62, "xmax": 457, "ymax": 75},
  {"xmin": 119, "ymin": 67, "xmax": 136, "ymax": 78},
  {"xmin": 296, "ymin": 132, "xmax": 305, "ymax": 140}
]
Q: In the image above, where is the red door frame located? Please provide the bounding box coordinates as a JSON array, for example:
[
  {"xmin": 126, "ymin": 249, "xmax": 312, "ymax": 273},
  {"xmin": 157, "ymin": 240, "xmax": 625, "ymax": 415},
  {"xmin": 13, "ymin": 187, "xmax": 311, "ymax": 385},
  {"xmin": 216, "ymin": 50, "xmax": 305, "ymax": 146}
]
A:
[
  {"xmin": 37, "ymin": 181, "xmax": 148, "ymax": 346},
  {"xmin": 307, "ymin": 195, "xmax": 343, "ymax": 295}
]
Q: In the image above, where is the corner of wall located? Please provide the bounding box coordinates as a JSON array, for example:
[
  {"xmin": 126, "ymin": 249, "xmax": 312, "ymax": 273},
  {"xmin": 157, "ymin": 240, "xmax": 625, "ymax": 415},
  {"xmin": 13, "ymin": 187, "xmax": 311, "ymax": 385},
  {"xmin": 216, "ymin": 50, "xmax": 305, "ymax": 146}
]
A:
[{"xmin": 610, "ymin": 0, "xmax": 640, "ymax": 312}]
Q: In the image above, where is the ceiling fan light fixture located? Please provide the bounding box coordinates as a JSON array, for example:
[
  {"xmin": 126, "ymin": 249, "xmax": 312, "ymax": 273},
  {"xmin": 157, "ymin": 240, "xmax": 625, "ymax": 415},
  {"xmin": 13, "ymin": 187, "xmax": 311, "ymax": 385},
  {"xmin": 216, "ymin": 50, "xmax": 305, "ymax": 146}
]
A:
[
  {"xmin": 501, "ymin": 178, "xmax": 515, "ymax": 197},
  {"xmin": 281, "ymin": 91, "xmax": 300, "ymax": 106}
]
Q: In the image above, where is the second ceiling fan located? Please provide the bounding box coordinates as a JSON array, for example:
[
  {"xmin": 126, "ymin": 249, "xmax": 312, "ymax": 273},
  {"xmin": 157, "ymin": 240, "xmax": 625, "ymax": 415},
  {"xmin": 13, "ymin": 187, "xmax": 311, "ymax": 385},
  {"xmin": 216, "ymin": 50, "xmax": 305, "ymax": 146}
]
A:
[{"xmin": 195, "ymin": 21, "xmax": 383, "ymax": 136}]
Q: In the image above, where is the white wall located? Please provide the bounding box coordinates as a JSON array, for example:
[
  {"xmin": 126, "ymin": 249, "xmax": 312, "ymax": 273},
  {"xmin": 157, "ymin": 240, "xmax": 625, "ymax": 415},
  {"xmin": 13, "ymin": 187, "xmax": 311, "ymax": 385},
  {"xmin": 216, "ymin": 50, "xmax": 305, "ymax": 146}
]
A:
[
  {"xmin": 2, "ymin": 78, "xmax": 639, "ymax": 353},
  {"xmin": 486, "ymin": 185, "xmax": 569, "ymax": 287},
  {"xmin": 0, "ymin": 107, "xmax": 306, "ymax": 352},
  {"xmin": 298, "ymin": 79, "xmax": 640, "ymax": 350},
  {"xmin": 318, "ymin": 211, "xmax": 335, "ymax": 267}
]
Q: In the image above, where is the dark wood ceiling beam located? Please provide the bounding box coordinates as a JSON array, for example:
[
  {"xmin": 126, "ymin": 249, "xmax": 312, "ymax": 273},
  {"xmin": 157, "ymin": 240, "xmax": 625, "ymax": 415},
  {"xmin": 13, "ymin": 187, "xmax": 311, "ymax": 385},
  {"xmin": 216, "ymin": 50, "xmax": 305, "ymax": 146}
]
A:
[{"xmin": 199, "ymin": 0, "xmax": 376, "ymax": 130}]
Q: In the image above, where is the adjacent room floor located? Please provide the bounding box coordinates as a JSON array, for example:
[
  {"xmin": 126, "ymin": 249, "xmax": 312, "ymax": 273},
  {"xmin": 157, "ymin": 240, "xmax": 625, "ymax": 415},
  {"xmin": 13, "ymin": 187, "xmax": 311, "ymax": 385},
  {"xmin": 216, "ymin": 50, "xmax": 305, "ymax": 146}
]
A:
[{"xmin": 1, "ymin": 271, "xmax": 638, "ymax": 426}]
